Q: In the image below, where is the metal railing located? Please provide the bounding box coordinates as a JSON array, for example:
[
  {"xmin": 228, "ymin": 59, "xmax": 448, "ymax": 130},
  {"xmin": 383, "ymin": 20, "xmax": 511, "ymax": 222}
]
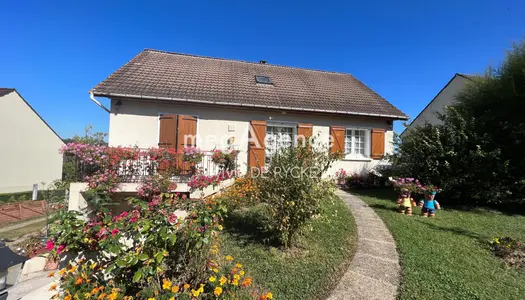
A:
[{"xmin": 66, "ymin": 150, "xmax": 235, "ymax": 183}]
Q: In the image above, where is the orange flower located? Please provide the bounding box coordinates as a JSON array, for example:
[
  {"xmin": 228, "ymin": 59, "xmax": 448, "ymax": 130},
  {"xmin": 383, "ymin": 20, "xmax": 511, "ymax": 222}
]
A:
[
  {"xmin": 75, "ymin": 277, "xmax": 84, "ymax": 285},
  {"xmin": 64, "ymin": 295, "xmax": 72, "ymax": 300},
  {"xmin": 241, "ymin": 277, "xmax": 253, "ymax": 287},
  {"xmin": 47, "ymin": 272, "xmax": 55, "ymax": 278},
  {"xmin": 97, "ymin": 293, "xmax": 106, "ymax": 300},
  {"xmin": 49, "ymin": 284, "xmax": 57, "ymax": 291},
  {"xmin": 171, "ymin": 285, "xmax": 179, "ymax": 293},
  {"xmin": 183, "ymin": 283, "xmax": 191, "ymax": 290}
]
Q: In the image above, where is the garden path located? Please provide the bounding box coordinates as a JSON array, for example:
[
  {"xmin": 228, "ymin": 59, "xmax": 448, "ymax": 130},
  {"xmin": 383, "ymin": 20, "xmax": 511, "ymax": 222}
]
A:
[{"xmin": 328, "ymin": 189, "xmax": 401, "ymax": 300}]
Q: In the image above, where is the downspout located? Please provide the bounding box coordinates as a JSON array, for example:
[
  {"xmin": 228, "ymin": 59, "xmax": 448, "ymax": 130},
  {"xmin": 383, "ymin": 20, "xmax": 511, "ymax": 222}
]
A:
[{"xmin": 89, "ymin": 91, "xmax": 111, "ymax": 113}]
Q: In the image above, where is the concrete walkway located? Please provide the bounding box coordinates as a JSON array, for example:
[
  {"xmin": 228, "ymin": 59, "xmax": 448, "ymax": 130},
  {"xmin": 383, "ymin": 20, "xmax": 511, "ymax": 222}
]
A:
[
  {"xmin": 328, "ymin": 190, "xmax": 401, "ymax": 300},
  {"xmin": 0, "ymin": 217, "xmax": 47, "ymax": 234}
]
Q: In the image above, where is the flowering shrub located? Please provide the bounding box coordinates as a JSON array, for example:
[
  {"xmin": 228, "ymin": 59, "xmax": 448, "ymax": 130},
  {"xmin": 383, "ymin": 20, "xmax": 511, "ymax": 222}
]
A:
[
  {"xmin": 217, "ymin": 176, "xmax": 260, "ymax": 210},
  {"xmin": 211, "ymin": 149, "xmax": 239, "ymax": 171},
  {"xmin": 188, "ymin": 171, "xmax": 237, "ymax": 192},
  {"xmin": 52, "ymin": 254, "xmax": 270, "ymax": 300},
  {"xmin": 345, "ymin": 172, "xmax": 381, "ymax": 189},
  {"xmin": 258, "ymin": 141, "xmax": 340, "ymax": 248},
  {"xmin": 335, "ymin": 168, "xmax": 347, "ymax": 181},
  {"xmin": 136, "ymin": 174, "xmax": 177, "ymax": 200}
]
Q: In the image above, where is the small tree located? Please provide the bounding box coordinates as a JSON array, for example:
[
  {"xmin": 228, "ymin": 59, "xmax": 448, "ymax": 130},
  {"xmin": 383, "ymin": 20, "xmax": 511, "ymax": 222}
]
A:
[{"xmin": 258, "ymin": 137, "xmax": 340, "ymax": 248}]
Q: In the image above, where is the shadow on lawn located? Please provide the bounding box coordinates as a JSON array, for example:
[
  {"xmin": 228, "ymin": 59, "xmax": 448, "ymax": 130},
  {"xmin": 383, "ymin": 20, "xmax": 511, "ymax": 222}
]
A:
[
  {"xmin": 414, "ymin": 219, "xmax": 488, "ymax": 242},
  {"xmin": 223, "ymin": 207, "xmax": 280, "ymax": 248}
]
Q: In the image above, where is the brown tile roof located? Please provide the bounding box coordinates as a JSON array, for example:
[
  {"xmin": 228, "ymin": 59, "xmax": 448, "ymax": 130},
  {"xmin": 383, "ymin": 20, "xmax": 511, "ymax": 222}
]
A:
[
  {"xmin": 92, "ymin": 49, "xmax": 408, "ymax": 119},
  {"xmin": 0, "ymin": 88, "xmax": 15, "ymax": 97}
]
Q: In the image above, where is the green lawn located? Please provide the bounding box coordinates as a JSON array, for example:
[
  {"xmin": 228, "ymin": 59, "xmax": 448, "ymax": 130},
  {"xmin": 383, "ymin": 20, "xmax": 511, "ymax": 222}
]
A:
[
  {"xmin": 220, "ymin": 195, "xmax": 357, "ymax": 300},
  {"xmin": 354, "ymin": 189, "xmax": 525, "ymax": 300},
  {"xmin": 0, "ymin": 219, "xmax": 48, "ymax": 240}
]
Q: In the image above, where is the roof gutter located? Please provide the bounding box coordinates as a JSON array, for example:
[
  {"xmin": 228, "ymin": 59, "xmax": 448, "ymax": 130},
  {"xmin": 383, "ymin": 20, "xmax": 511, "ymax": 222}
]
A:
[
  {"xmin": 89, "ymin": 91, "xmax": 111, "ymax": 113},
  {"xmin": 92, "ymin": 91, "xmax": 409, "ymax": 120}
]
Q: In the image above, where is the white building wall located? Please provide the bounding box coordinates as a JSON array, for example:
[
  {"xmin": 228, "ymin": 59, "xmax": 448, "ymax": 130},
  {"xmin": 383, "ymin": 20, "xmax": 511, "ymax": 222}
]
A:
[
  {"xmin": 402, "ymin": 75, "xmax": 470, "ymax": 138},
  {"xmin": 0, "ymin": 92, "xmax": 64, "ymax": 193},
  {"xmin": 108, "ymin": 99, "xmax": 396, "ymax": 176}
]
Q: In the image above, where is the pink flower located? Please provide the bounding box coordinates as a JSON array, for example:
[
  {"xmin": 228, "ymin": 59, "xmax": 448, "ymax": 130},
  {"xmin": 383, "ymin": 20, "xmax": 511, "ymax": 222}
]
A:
[
  {"xmin": 111, "ymin": 228, "xmax": 119, "ymax": 236},
  {"xmin": 119, "ymin": 211, "xmax": 128, "ymax": 218},
  {"xmin": 57, "ymin": 244, "xmax": 66, "ymax": 254},
  {"xmin": 130, "ymin": 217, "xmax": 137, "ymax": 223},
  {"xmin": 45, "ymin": 240, "xmax": 55, "ymax": 251},
  {"xmin": 168, "ymin": 213, "xmax": 177, "ymax": 225}
]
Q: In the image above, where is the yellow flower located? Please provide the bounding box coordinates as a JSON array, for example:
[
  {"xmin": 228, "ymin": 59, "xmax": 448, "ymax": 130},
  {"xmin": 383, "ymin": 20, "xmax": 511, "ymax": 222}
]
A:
[
  {"xmin": 214, "ymin": 286, "xmax": 223, "ymax": 296},
  {"xmin": 183, "ymin": 283, "xmax": 190, "ymax": 290},
  {"xmin": 225, "ymin": 255, "xmax": 234, "ymax": 261},
  {"xmin": 49, "ymin": 284, "xmax": 57, "ymax": 291},
  {"xmin": 90, "ymin": 262, "xmax": 98, "ymax": 270},
  {"xmin": 162, "ymin": 279, "xmax": 172, "ymax": 290},
  {"xmin": 68, "ymin": 265, "xmax": 77, "ymax": 273},
  {"xmin": 232, "ymin": 279, "xmax": 239, "ymax": 286},
  {"xmin": 171, "ymin": 285, "xmax": 179, "ymax": 293},
  {"xmin": 236, "ymin": 263, "xmax": 242, "ymax": 268},
  {"xmin": 169, "ymin": 298, "xmax": 174, "ymax": 300},
  {"xmin": 107, "ymin": 292, "xmax": 119, "ymax": 300},
  {"xmin": 147, "ymin": 298, "xmax": 155, "ymax": 300},
  {"xmin": 191, "ymin": 289, "xmax": 201, "ymax": 297},
  {"xmin": 218, "ymin": 225, "xmax": 223, "ymax": 231},
  {"xmin": 267, "ymin": 292, "xmax": 273, "ymax": 299},
  {"xmin": 219, "ymin": 276, "xmax": 227, "ymax": 286},
  {"xmin": 84, "ymin": 292, "xmax": 91, "ymax": 298},
  {"xmin": 209, "ymin": 276, "xmax": 217, "ymax": 282},
  {"xmin": 233, "ymin": 274, "xmax": 240, "ymax": 280},
  {"xmin": 213, "ymin": 268, "xmax": 219, "ymax": 273},
  {"xmin": 59, "ymin": 268, "xmax": 67, "ymax": 276},
  {"xmin": 240, "ymin": 270, "xmax": 245, "ymax": 276}
]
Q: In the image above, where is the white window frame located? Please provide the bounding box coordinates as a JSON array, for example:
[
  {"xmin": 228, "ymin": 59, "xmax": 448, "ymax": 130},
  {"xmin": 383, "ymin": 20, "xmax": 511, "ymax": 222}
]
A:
[
  {"xmin": 344, "ymin": 128, "xmax": 371, "ymax": 160},
  {"xmin": 265, "ymin": 121, "xmax": 297, "ymax": 163}
]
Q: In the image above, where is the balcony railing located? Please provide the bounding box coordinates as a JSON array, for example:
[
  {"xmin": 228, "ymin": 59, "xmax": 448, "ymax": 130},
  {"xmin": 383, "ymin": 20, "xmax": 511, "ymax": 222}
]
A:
[{"xmin": 66, "ymin": 150, "xmax": 236, "ymax": 183}]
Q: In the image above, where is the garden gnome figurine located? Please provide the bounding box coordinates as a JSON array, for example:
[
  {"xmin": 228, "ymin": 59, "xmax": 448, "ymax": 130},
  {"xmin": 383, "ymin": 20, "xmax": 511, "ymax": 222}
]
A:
[
  {"xmin": 419, "ymin": 189, "xmax": 441, "ymax": 217},
  {"xmin": 397, "ymin": 188, "xmax": 416, "ymax": 216}
]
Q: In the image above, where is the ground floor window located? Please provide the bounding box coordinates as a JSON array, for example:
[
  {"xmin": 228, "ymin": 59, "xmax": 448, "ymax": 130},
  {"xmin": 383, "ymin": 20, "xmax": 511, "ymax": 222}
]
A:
[
  {"xmin": 265, "ymin": 124, "xmax": 296, "ymax": 163},
  {"xmin": 344, "ymin": 129, "xmax": 370, "ymax": 159}
]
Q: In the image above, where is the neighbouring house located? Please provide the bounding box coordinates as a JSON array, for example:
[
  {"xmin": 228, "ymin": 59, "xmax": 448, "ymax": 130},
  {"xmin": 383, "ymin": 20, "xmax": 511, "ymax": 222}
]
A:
[
  {"xmin": 0, "ymin": 88, "xmax": 65, "ymax": 193},
  {"xmin": 69, "ymin": 49, "xmax": 407, "ymax": 211},
  {"xmin": 400, "ymin": 73, "xmax": 476, "ymax": 138}
]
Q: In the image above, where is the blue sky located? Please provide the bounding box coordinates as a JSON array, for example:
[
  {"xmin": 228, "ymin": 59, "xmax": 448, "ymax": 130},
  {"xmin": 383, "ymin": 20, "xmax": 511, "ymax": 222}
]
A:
[{"xmin": 1, "ymin": 0, "xmax": 524, "ymax": 138}]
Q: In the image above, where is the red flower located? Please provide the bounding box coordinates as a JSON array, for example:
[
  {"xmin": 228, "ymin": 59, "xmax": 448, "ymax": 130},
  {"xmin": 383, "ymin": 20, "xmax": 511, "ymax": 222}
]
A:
[
  {"xmin": 45, "ymin": 240, "xmax": 55, "ymax": 250},
  {"xmin": 57, "ymin": 244, "xmax": 66, "ymax": 254},
  {"xmin": 111, "ymin": 228, "xmax": 119, "ymax": 236}
]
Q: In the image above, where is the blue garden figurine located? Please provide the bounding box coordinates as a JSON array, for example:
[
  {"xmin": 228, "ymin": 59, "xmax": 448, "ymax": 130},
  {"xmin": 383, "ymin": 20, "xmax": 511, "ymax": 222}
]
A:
[{"xmin": 419, "ymin": 185, "xmax": 441, "ymax": 217}]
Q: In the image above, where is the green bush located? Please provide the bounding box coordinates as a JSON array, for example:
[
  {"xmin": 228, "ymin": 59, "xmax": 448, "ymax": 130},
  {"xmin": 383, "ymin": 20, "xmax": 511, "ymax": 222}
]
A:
[
  {"xmin": 392, "ymin": 41, "xmax": 525, "ymax": 206},
  {"xmin": 257, "ymin": 140, "xmax": 339, "ymax": 248}
]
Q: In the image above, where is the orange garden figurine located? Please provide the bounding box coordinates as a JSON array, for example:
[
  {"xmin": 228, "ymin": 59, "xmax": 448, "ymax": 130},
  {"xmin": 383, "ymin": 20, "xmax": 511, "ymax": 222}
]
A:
[
  {"xmin": 419, "ymin": 185, "xmax": 441, "ymax": 217},
  {"xmin": 397, "ymin": 188, "xmax": 416, "ymax": 215}
]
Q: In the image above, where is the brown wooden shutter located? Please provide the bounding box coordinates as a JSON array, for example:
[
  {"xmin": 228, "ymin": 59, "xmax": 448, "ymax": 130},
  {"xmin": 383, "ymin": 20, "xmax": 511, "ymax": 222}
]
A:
[
  {"xmin": 330, "ymin": 126, "xmax": 345, "ymax": 153},
  {"xmin": 371, "ymin": 128, "xmax": 385, "ymax": 159},
  {"xmin": 158, "ymin": 114, "xmax": 178, "ymax": 172},
  {"xmin": 177, "ymin": 115, "xmax": 198, "ymax": 175},
  {"xmin": 248, "ymin": 120, "xmax": 266, "ymax": 170},
  {"xmin": 297, "ymin": 123, "xmax": 313, "ymax": 138},
  {"xmin": 177, "ymin": 115, "xmax": 198, "ymax": 149},
  {"xmin": 158, "ymin": 114, "xmax": 178, "ymax": 148}
]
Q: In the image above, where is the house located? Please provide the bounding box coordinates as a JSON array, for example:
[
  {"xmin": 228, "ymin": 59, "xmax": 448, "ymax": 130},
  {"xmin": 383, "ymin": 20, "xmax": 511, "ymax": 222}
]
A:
[
  {"xmin": 0, "ymin": 88, "xmax": 65, "ymax": 193},
  {"xmin": 400, "ymin": 73, "xmax": 476, "ymax": 138},
  {"xmin": 68, "ymin": 49, "xmax": 407, "ymax": 212}
]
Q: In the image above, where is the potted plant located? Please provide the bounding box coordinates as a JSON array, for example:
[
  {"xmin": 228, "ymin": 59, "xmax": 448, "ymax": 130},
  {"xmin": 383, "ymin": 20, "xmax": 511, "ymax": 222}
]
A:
[{"xmin": 335, "ymin": 168, "xmax": 347, "ymax": 185}]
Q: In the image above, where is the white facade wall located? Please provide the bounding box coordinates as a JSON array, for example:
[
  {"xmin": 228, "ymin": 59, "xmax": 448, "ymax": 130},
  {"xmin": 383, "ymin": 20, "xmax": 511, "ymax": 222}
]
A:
[
  {"xmin": 402, "ymin": 75, "xmax": 469, "ymax": 138},
  {"xmin": 0, "ymin": 92, "xmax": 64, "ymax": 193},
  {"xmin": 108, "ymin": 99, "xmax": 396, "ymax": 176}
]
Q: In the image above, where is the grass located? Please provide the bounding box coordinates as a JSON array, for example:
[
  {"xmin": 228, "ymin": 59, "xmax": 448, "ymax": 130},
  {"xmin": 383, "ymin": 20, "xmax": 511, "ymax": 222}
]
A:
[
  {"xmin": 353, "ymin": 189, "xmax": 525, "ymax": 300},
  {"xmin": 220, "ymin": 195, "xmax": 357, "ymax": 300},
  {"xmin": 0, "ymin": 219, "xmax": 48, "ymax": 240}
]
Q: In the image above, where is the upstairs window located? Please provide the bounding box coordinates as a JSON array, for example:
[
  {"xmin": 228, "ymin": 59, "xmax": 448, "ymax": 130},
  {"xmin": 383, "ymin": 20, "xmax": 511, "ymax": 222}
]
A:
[{"xmin": 255, "ymin": 75, "xmax": 272, "ymax": 85}]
